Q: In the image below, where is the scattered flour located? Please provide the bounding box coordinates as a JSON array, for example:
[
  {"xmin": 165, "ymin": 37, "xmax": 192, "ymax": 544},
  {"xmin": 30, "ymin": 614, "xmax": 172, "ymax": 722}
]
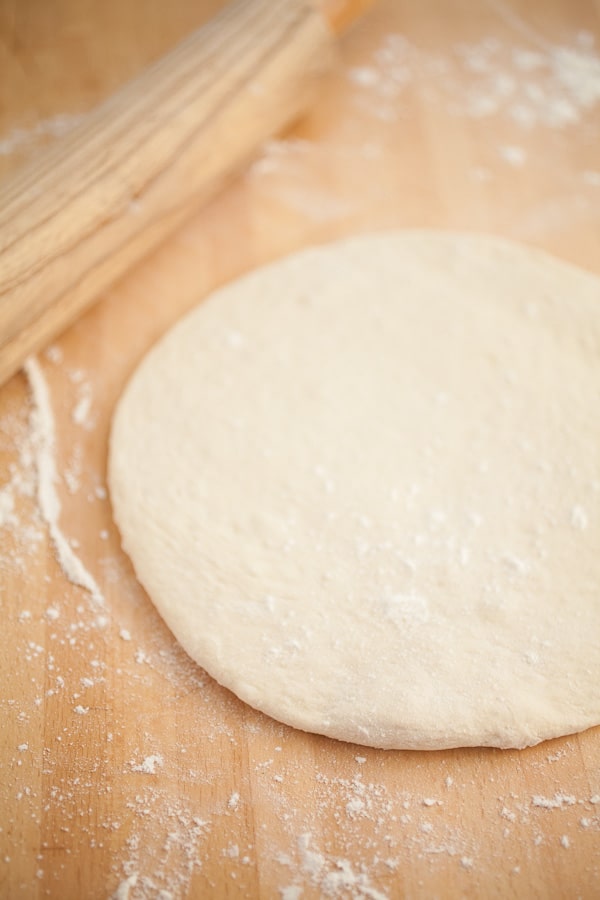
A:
[
  {"xmin": 64, "ymin": 443, "xmax": 84, "ymax": 494},
  {"xmin": 2, "ymin": 13, "xmax": 599, "ymax": 900},
  {"xmin": 110, "ymin": 873, "xmax": 138, "ymax": 900},
  {"xmin": 532, "ymin": 793, "xmax": 577, "ymax": 809},
  {"xmin": 0, "ymin": 112, "xmax": 83, "ymax": 158},
  {"xmin": 280, "ymin": 886, "xmax": 303, "ymax": 900},
  {"xmin": 347, "ymin": 31, "xmax": 600, "ymax": 130},
  {"xmin": 227, "ymin": 792, "xmax": 240, "ymax": 811},
  {"xmin": 0, "ymin": 407, "xmax": 42, "ymax": 566},
  {"xmin": 296, "ymin": 833, "xmax": 388, "ymax": 900},
  {"xmin": 131, "ymin": 755, "xmax": 164, "ymax": 775},
  {"xmin": 24, "ymin": 357, "xmax": 104, "ymax": 606},
  {"xmin": 499, "ymin": 144, "xmax": 527, "ymax": 166},
  {"xmin": 44, "ymin": 345, "xmax": 64, "ymax": 365},
  {"xmin": 71, "ymin": 390, "xmax": 93, "ymax": 428}
]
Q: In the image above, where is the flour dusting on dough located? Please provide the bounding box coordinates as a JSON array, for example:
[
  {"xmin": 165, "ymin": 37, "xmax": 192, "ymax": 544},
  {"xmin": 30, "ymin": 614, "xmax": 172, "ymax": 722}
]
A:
[{"xmin": 109, "ymin": 232, "xmax": 600, "ymax": 751}]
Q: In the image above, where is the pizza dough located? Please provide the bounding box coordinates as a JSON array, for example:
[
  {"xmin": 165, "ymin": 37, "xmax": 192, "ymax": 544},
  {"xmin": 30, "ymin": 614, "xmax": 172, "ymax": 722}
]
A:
[{"xmin": 109, "ymin": 231, "xmax": 600, "ymax": 750}]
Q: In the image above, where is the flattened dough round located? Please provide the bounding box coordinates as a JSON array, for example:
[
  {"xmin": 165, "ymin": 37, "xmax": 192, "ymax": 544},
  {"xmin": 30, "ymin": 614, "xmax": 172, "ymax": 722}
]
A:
[{"xmin": 109, "ymin": 232, "xmax": 600, "ymax": 749}]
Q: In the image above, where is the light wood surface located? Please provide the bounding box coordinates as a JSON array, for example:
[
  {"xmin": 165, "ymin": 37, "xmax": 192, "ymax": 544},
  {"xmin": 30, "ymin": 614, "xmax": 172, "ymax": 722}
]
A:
[
  {"xmin": 1, "ymin": 1, "xmax": 600, "ymax": 899},
  {"xmin": 0, "ymin": 0, "xmax": 336, "ymax": 386}
]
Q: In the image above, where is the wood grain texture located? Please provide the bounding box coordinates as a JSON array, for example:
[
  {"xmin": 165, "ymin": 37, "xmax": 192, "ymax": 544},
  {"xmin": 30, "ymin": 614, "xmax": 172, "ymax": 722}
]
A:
[
  {"xmin": 0, "ymin": 0, "xmax": 335, "ymax": 386},
  {"xmin": 1, "ymin": 0, "xmax": 599, "ymax": 898}
]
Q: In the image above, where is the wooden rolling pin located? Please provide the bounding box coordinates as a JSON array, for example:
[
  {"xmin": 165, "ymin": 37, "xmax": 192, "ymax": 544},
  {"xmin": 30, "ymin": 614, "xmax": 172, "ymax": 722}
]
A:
[{"xmin": 0, "ymin": 0, "xmax": 372, "ymax": 386}]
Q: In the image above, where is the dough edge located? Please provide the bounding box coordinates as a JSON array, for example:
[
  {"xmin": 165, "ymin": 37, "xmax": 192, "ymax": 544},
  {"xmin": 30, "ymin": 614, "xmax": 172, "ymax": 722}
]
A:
[{"xmin": 109, "ymin": 229, "xmax": 600, "ymax": 751}]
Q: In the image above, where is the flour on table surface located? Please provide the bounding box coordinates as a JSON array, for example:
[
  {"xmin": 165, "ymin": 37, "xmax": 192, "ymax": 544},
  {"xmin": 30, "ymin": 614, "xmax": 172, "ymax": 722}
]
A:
[
  {"xmin": 0, "ymin": 112, "xmax": 83, "ymax": 159},
  {"xmin": 95, "ymin": 222, "xmax": 600, "ymax": 894},
  {"xmin": 64, "ymin": 442, "xmax": 84, "ymax": 494},
  {"xmin": 532, "ymin": 793, "xmax": 577, "ymax": 809},
  {"xmin": 131, "ymin": 755, "xmax": 164, "ymax": 775},
  {"xmin": 24, "ymin": 357, "xmax": 104, "ymax": 606},
  {"xmin": 583, "ymin": 170, "xmax": 600, "ymax": 186},
  {"xmin": 110, "ymin": 873, "xmax": 138, "ymax": 900},
  {"xmin": 2, "ymin": 272, "xmax": 599, "ymax": 897},
  {"xmin": 68, "ymin": 367, "xmax": 96, "ymax": 430},
  {"xmin": 0, "ymin": 401, "xmax": 42, "ymax": 564},
  {"xmin": 4, "ymin": 570, "xmax": 600, "ymax": 900},
  {"xmin": 345, "ymin": 31, "xmax": 600, "ymax": 129},
  {"xmin": 2, "ymin": 10, "xmax": 600, "ymax": 900},
  {"xmin": 44, "ymin": 344, "xmax": 65, "ymax": 366},
  {"xmin": 227, "ymin": 792, "xmax": 241, "ymax": 811},
  {"xmin": 71, "ymin": 384, "xmax": 94, "ymax": 429},
  {"xmin": 499, "ymin": 144, "xmax": 527, "ymax": 166},
  {"xmin": 245, "ymin": 29, "xmax": 600, "ymax": 244}
]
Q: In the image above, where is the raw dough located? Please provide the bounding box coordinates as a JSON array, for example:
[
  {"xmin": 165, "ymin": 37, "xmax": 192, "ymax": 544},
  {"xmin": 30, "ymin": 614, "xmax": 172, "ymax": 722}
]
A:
[{"xmin": 109, "ymin": 232, "xmax": 600, "ymax": 750}]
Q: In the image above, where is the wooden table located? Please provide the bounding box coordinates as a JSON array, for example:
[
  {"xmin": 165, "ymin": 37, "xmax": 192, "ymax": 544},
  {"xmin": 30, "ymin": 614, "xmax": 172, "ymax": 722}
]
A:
[{"xmin": 1, "ymin": 1, "xmax": 599, "ymax": 897}]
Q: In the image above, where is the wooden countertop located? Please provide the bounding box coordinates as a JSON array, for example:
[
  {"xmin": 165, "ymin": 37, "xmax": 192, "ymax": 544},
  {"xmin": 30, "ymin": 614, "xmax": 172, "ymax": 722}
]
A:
[{"xmin": 1, "ymin": 1, "xmax": 599, "ymax": 897}]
